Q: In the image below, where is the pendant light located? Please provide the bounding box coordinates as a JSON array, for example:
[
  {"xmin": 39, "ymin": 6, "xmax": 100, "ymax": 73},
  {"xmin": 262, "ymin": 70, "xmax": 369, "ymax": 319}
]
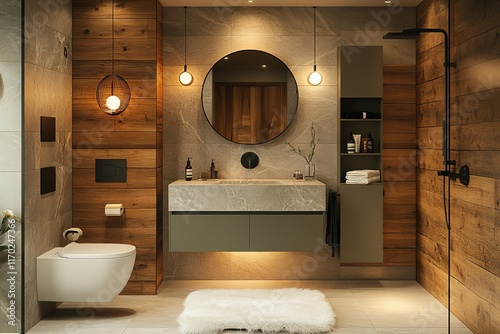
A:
[
  {"xmin": 308, "ymin": 6, "xmax": 322, "ymax": 86},
  {"xmin": 179, "ymin": 6, "xmax": 193, "ymax": 86},
  {"xmin": 96, "ymin": 0, "xmax": 131, "ymax": 115}
]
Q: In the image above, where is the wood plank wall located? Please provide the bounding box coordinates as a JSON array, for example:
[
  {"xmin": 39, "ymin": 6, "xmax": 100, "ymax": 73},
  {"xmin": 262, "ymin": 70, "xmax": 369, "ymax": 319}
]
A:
[
  {"xmin": 382, "ymin": 65, "xmax": 417, "ymax": 267},
  {"xmin": 416, "ymin": 0, "xmax": 500, "ymax": 332},
  {"xmin": 72, "ymin": 0, "xmax": 163, "ymax": 295}
]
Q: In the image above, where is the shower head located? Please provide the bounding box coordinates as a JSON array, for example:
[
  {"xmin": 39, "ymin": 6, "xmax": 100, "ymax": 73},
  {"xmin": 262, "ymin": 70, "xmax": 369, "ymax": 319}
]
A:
[
  {"xmin": 383, "ymin": 32, "xmax": 418, "ymax": 39},
  {"xmin": 383, "ymin": 29, "xmax": 421, "ymax": 40}
]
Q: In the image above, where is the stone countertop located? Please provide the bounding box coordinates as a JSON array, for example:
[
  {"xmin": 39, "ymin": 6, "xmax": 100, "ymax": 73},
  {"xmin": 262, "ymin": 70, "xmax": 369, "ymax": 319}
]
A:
[{"xmin": 168, "ymin": 179, "xmax": 326, "ymax": 212}]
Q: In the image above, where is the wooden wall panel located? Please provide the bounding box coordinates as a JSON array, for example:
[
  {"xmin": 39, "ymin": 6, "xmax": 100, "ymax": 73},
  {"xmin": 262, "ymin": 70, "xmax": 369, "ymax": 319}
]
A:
[
  {"xmin": 73, "ymin": 0, "xmax": 163, "ymax": 294},
  {"xmin": 73, "ymin": 98, "xmax": 158, "ymax": 132},
  {"xmin": 382, "ymin": 65, "xmax": 417, "ymax": 266},
  {"xmin": 114, "ymin": 0, "xmax": 158, "ymax": 19},
  {"xmin": 73, "ymin": 78, "xmax": 157, "ymax": 98},
  {"xmin": 416, "ymin": 1, "xmax": 500, "ymax": 333},
  {"xmin": 73, "ymin": 60, "xmax": 157, "ymax": 79},
  {"xmin": 73, "ymin": 168, "xmax": 157, "ymax": 189},
  {"xmin": 382, "ymin": 65, "xmax": 417, "ymax": 268},
  {"xmin": 73, "ymin": 19, "xmax": 112, "ymax": 38},
  {"xmin": 73, "ymin": 39, "xmax": 113, "ymax": 61},
  {"xmin": 73, "ymin": 189, "xmax": 158, "ymax": 209},
  {"xmin": 73, "ymin": 149, "xmax": 157, "ymax": 168},
  {"xmin": 73, "ymin": 131, "xmax": 157, "ymax": 149},
  {"xmin": 73, "ymin": 208, "xmax": 157, "ymax": 228}
]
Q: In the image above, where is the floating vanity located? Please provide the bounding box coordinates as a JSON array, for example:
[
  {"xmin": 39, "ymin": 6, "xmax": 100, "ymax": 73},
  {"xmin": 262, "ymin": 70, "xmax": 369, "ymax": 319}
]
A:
[{"xmin": 168, "ymin": 179, "xmax": 326, "ymax": 252}]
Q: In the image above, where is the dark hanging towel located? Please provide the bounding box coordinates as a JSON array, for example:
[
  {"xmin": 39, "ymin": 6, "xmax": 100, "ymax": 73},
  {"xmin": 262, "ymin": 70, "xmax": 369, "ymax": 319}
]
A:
[{"xmin": 325, "ymin": 190, "xmax": 340, "ymax": 257}]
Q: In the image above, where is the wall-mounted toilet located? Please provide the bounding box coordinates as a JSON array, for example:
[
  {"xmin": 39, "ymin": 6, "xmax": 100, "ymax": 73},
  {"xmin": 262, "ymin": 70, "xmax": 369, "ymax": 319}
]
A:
[{"xmin": 37, "ymin": 242, "xmax": 136, "ymax": 302}]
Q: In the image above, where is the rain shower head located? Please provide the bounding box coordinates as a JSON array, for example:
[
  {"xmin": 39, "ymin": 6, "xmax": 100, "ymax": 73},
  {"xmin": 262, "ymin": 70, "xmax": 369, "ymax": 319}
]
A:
[
  {"xmin": 383, "ymin": 28, "xmax": 421, "ymax": 40},
  {"xmin": 383, "ymin": 32, "xmax": 418, "ymax": 39}
]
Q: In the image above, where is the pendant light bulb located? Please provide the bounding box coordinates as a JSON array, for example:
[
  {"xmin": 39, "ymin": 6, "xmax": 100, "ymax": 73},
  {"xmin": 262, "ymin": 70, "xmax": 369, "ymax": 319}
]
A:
[
  {"xmin": 308, "ymin": 67, "xmax": 322, "ymax": 86},
  {"xmin": 95, "ymin": 0, "xmax": 130, "ymax": 115},
  {"xmin": 309, "ymin": 6, "xmax": 322, "ymax": 86},
  {"xmin": 106, "ymin": 95, "xmax": 121, "ymax": 111},
  {"xmin": 179, "ymin": 65, "xmax": 193, "ymax": 86},
  {"xmin": 180, "ymin": 7, "xmax": 193, "ymax": 86},
  {"xmin": 96, "ymin": 75, "xmax": 130, "ymax": 116}
]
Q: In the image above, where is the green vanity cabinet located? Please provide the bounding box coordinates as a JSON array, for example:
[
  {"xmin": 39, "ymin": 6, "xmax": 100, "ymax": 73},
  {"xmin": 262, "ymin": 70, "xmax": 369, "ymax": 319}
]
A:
[
  {"xmin": 339, "ymin": 184, "xmax": 383, "ymax": 262},
  {"xmin": 250, "ymin": 214, "xmax": 324, "ymax": 251},
  {"xmin": 169, "ymin": 212, "xmax": 324, "ymax": 252},
  {"xmin": 169, "ymin": 213, "xmax": 250, "ymax": 251}
]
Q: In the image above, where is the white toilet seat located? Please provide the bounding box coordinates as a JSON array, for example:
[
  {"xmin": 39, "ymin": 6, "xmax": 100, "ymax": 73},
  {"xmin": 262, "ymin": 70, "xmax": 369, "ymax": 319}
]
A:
[{"xmin": 59, "ymin": 242, "xmax": 136, "ymax": 259}]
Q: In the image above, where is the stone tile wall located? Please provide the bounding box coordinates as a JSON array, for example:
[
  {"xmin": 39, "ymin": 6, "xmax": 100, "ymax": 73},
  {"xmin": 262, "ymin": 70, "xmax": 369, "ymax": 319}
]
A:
[
  {"xmin": 0, "ymin": 0, "xmax": 22, "ymax": 223},
  {"xmin": 163, "ymin": 6, "xmax": 416, "ymax": 279},
  {"xmin": 23, "ymin": 0, "xmax": 72, "ymax": 330},
  {"xmin": 0, "ymin": 1, "xmax": 22, "ymax": 331}
]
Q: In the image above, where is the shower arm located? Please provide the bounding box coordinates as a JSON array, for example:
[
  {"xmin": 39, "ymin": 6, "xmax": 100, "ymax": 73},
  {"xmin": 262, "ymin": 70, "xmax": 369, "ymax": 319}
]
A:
[{"xmin": 383, "ymin": 28, "xmax": 468, "ymax": 185}]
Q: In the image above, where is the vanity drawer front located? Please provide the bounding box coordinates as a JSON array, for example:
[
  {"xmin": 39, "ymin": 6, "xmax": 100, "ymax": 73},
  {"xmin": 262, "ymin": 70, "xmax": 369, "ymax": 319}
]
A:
[
  {"xmin": 249, "ymin": 214, "xmax": 324, "ymax": 251},
  {"xmin": 170, "ymin": 214, "xmax": 249, "ymax": 252}
]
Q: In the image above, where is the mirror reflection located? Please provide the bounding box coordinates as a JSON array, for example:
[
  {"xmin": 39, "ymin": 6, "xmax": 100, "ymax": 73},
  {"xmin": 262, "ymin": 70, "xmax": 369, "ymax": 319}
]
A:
[{"xmin": 202, "ymin": 50, "xmax": 298, "ymax": 144}]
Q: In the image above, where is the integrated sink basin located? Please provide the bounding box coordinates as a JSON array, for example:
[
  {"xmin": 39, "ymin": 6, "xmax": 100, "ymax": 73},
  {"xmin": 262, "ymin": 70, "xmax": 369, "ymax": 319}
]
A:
[
  {"xmin": 217, "ymin": 180, "xmax": 283, "ymax": 185},
  {"xmin": 168, "ymin": 179, "xmax": 326, "ymax": 212}
]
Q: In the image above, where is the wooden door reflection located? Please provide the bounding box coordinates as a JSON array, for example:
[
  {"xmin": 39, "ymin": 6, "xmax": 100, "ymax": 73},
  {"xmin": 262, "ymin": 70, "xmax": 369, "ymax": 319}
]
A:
[{"xmin": 213, "ymin": 83, "xmax": 287, "ymax": 144}]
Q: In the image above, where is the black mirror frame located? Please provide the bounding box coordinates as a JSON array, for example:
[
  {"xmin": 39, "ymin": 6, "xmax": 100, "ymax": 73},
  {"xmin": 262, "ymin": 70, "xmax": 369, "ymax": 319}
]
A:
[{"xmin": 201, "ymin": 49, "xmax": 299, "ymax": 145}]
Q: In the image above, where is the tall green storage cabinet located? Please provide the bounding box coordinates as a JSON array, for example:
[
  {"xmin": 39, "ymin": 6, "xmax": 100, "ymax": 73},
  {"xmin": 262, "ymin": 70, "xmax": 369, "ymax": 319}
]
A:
[{"xmin": 337, "ymin": 46, "xmax": 383, "ymax": 263}]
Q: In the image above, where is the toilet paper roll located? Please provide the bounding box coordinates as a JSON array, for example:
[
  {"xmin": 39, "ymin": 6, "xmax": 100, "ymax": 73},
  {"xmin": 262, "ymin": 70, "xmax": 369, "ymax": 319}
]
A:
[{"xmin": 105, "ymin": 204, "xmax": 124, "ymax": 216}]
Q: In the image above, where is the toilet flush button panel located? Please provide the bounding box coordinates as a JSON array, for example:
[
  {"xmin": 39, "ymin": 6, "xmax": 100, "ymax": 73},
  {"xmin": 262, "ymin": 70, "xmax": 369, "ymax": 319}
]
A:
[{"xmin": 95, "ymin": 159, "xmax": 127, "ymax": 182}]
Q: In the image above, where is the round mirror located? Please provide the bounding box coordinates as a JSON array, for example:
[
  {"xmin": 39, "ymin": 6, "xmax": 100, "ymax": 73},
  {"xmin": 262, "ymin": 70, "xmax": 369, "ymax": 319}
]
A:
[{"xmin": 202, "ymin": 50, "xmax": 299, "ymax": 144}]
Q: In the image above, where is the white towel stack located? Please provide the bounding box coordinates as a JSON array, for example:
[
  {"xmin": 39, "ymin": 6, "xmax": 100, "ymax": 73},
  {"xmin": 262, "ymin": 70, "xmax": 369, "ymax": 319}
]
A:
[{"xmin": 346, "ymin": 169, "xmax": 380, "ymax": 184}]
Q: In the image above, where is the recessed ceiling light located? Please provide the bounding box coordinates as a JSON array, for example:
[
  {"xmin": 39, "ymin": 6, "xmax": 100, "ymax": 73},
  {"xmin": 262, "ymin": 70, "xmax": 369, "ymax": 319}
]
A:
[
  {"xmin": 248, "ymin": 0, "xmax": 254, "ymax": 3},
  {"xmin": 224, "ymin": 57, "xmax": 229, "ymax": 60},
  {"xmin": 261, "ymin": 64, "xmax": 267, "ymax": 68},
  {"xmin": 385, "ymin": 0, "xmax": 392, "ymax": 3}
]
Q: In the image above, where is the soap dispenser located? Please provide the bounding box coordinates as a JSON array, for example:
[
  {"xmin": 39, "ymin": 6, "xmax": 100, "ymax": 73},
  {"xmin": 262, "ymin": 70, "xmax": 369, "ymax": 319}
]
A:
[
  {"xmin": 209, "ymin": 159, "xmax": 216, "ymax": 179},
  {"xmin": 185, "ymin": 157, "xmax": 193, "ymax": 181}
]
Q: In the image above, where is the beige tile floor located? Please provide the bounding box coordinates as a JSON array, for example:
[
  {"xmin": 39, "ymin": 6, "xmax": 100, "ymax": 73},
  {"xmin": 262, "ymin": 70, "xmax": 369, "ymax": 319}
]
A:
[{"xmin": 27, "ymin": 280, "xmax": 473, "ymax": 334}]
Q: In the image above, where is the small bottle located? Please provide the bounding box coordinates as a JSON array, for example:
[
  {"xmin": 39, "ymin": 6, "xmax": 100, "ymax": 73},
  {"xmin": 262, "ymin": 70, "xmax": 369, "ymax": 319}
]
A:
[
  {"xmin": 367, "ymin": 131, "xmax": 374, "ymax": 153},
  {"xmin": 185, "ymin": 157, "xmax": 193, "ymax": 181},
  {"xmin": 347, "ymin": 132, "xmax": 355, "ymax": 153},
  {"xmin": 209, "ymin": 159, "xmax": 216, "ymax": 179}
]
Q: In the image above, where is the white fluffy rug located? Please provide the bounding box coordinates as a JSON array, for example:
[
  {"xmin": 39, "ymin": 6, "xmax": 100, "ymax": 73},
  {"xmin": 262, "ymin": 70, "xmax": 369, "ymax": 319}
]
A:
[{"xmin": 177, "ymin": 288, "xmax": 336, "ymax": 334}]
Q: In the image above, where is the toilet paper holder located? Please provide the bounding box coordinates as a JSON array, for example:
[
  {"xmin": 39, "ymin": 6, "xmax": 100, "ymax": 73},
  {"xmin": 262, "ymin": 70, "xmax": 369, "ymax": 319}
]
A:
[
  {"xmin": 63, "ymin": 228, "xmax": 83, "ymax": 241},
  {"xmin": 105, "ymin": 204, "xmax": 124, "ymax": 216}
]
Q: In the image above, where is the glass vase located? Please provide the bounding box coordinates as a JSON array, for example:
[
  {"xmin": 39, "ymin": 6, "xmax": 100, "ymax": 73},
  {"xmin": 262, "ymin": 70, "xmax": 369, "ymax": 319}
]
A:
[{"xmin": 304, "ymin": 162, "xmax": 315, "ymax": 180}]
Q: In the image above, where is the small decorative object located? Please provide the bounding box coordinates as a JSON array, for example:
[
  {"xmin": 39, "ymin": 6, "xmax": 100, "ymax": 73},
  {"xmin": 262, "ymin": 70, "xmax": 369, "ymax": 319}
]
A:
[
  {"xmin": 367, "ymin": 131, "xmax": 374, "ymax": 153},
  {"xmin": 1, "ymin": 209, "xmax": 18, "ymax": 252},
  {"xmin": 199, "ymin": 171, "xmax": 208, "ymax": 181},
  {"xmin": 361, "ymin": 137, "xmax": 368, "ymax": 153},
  {"xmin": 185, "ymin": 157, "xmax": 193, "ymax": 181},
  {"xmin": 353, "ymin": 134, "xmax": 361, "ymax": 153},
  {"xmin": 304, "ymin": 163, "xmax": 315, "ymax": 180},
  {"xmin": 347, "ymin": 132, "xmax": 355, "ymax": 153},
  {"xmin": 286, "ymin": 122, "xmax": 319, "ymax": 180},
  {"xmin": 293, "ymin": 170, "xmax": 304, "ymax": 181}
]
